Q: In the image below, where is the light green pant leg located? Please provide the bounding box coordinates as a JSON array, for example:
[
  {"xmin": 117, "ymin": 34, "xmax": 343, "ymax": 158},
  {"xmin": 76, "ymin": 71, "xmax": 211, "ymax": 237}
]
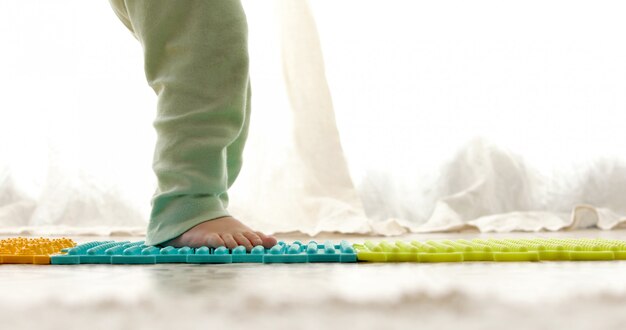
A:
[
  {"xmin": 109, "ymin": 0, "xmax": 251, "ymax": 246},
  {"xmin": 220, "ymin": 80, "xmax": 251, "ymax": 208}
]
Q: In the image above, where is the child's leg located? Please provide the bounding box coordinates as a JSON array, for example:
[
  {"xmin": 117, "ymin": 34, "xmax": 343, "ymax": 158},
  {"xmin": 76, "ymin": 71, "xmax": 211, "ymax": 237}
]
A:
[
  {"xmin": 219, "ymin": 80, "xmax": 251, "ymax": 209},
  {"xmin": 109, "ymin": 0, "xmax": 275, "ymax": 249}
]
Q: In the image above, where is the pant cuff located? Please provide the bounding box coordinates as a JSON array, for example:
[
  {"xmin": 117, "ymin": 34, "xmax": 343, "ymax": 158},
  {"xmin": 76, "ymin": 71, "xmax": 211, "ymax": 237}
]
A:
[{"xmin": 145, "ymin": 194, "xmax": 230, "ymax": 246}]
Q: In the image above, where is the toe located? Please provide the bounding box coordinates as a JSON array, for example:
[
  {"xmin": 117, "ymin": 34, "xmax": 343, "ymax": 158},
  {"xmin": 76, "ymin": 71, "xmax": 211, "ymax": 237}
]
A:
[
  {"xmin": 243, "ymin": 232, "xmax": 263, "ymax": 247},
  {"xmin": 205, "ymin": 233, "xmax": 225, "ymax": 248},
  {"xmin": 256, "ymin": 231, "xmax": 278, "ymax": 249},
  {"xmin": 233, "ymin": 233, "xmax": 253, "ymax": 251},
  {"xmin": 221, "ymin": 234, "xmax": 238, "ymax": 250}
]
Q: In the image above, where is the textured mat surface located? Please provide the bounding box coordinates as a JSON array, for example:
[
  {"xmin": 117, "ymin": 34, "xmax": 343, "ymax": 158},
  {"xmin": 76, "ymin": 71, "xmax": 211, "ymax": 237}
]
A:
[
  {"xmin": 9, "ymin": 237, "xmax": 626, "ymax": 265},
  {"xmin": 50, "ymin": 240, "xmax": 356, "ymax": 265},
  {"xmin": 354, "ymin": 238, "xmax": 626, "ymax": 262},
  {"xmin": 0, "ymin": 237, "xmax": 75, "ymax": 264}
]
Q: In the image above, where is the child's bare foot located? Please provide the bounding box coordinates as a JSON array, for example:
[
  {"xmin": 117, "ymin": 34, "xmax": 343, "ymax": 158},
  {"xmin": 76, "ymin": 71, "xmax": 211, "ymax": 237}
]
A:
[{"xmin": 164, "ymin": 216, "xmax": 277, "ymax": 251}]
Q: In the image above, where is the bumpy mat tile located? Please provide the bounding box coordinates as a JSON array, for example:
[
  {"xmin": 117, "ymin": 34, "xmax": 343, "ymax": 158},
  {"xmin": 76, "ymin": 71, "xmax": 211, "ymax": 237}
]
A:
[
  {"xmin": 50, "ymin": 240, "xmax": 357, "ymax": 265},
  {"xmin": 0, "ymin": 237, "xmax": 76, "ymax": 264},
  {"xmin": 353, "ymin": 238, "xmax": 626, "ymax": 262}
]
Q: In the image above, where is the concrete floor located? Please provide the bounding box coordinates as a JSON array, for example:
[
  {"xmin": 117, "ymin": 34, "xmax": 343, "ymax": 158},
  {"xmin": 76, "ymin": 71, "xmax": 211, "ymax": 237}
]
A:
[{"xmin": 3, "ymin": 230, "xmax": 626, "ymax": 330}]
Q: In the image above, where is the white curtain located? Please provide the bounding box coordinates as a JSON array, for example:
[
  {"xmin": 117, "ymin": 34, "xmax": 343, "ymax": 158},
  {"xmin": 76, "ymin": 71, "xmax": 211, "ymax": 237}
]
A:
[{"xmin": 1, "ymin": 0, "xmax": 625, "ymax": 236}]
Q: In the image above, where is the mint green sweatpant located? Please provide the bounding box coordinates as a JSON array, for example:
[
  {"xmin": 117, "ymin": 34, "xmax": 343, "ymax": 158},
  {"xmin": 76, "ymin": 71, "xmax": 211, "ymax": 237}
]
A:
[{"xmin": 109, "ymin": 0, "xmax": 251, "ymax": 245}]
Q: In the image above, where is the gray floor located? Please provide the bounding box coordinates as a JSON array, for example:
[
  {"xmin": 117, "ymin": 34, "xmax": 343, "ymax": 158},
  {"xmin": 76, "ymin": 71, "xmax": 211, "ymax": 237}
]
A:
[{"xmin": 3, "ymin": 230, "xmax": 626, "ymax": 330}]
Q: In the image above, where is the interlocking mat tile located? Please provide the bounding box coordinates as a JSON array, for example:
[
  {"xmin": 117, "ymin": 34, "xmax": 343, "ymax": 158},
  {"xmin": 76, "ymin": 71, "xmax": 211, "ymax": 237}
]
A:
[
  {"xmin": 50, "ymin": 240, "xmax": 356, "ymax": 265},
  {"xmin": 353, "ymin": 238, "xmax": 626, "ymax": 262},
  {"xmin": 0, "ymin": 237, "xmax": 75, "ymax": 264}
]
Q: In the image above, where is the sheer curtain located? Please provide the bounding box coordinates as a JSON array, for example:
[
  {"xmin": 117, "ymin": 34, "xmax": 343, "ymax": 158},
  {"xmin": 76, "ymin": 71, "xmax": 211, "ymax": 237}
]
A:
[
  {"xmin": 309, "ymin": 0, "xmax": 626, "ymax": 233},
  {"xmin": 1, "ymin": 0, "xmax": 625, "ymax": 236}
]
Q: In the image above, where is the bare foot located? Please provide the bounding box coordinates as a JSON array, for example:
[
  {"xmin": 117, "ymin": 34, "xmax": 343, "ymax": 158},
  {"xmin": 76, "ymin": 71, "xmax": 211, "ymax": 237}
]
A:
[{"xmin": 164, "ymin": 216, "xmax": 277, "ymax": 251}]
